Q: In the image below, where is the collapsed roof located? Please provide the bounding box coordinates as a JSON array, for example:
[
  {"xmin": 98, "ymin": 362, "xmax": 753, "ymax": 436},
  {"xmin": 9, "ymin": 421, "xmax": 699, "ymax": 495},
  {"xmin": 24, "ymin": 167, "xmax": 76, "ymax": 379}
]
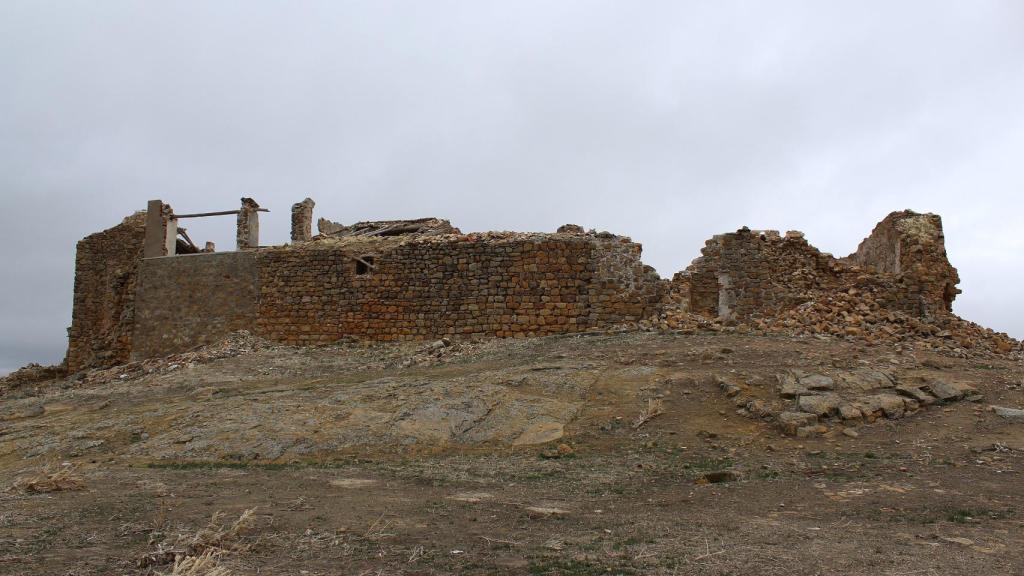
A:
[{"xmin": 316, "ymin": 217, "xmax": 461, "ymax": 238}]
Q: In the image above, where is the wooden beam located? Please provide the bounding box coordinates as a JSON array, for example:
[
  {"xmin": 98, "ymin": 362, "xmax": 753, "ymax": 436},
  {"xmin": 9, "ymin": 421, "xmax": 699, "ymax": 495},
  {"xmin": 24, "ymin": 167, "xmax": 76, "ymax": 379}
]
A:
[
  {"xmin": 176, "ymin": 227, "xmax": 198, "ymax": 250},
  {"xmin": 172, "ymin": 208, "xmax": 269, "ymax": 219},
  {"xmin": 346, "ymin": 254, "xmax": 376, "ymax": 270}
]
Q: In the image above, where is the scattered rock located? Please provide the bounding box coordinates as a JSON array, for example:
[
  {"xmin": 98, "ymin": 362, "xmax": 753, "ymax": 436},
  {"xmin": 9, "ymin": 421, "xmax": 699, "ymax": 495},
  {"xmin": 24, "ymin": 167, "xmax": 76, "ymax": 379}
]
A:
[
  {"xmin": 925, "ymin": 380, "xmax": 969, "ymax": 402},
  {"xmin": 801, "ymin": 374, "xmax": 835, "ymax": 391},
  {"xmin": 778, "ymin": 372, "xmax": 805, "ymax": 399},
  {"xmin": 797, "ymin": 425, "xmax": 828, "ymax": 438},
  {"xmin": 798, "ymin": 394, "xmax": 842, "ymax": 417},
  {"xmin": 717, "ymin": 376, "xmax": 745, "ymax": 398},
  {"xmin": 992, "ymin": 406, "xmax": 1024, "ymax": 422},
  {"xmin": 778, "ymin": 371, "xmax": 833, "ymax": 397},
  {"xmin": 895, "ymin": 384, "xmax": 937, "ymax": 406},
  {"xmin": 540, "ymin": 443, "xmax": 575, "ymax": 459},
  {"xmin": 837, "ymin": 370, "xmax": 895, "ymax": 393},
  {"xmin": 838, "ymin": 404, "xmax": 863, "ymax": 421},
  {"xmin": 778, "ymin": 412, "xmax": 819, "ymax": 436},
  {"xmin": 857, "ymin": 394, "xmax": 908, "ymax": 419},
  {"xmin": 513, "ymin": 422, "xmax": 565, "ymax": 446}
]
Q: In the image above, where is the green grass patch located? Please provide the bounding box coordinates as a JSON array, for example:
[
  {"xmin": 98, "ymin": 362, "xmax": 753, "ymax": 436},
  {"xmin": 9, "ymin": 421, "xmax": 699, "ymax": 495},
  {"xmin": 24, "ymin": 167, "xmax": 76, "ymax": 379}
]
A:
[
  {"xmin": 145, "ymin": 460, "xmax": 351, "ymax": 471},
  {"xmin": 529, "ymin": 559, "xmax": 636, "ymax": 575},
  {"xmin": 681, "ymin": 456, "xmax": 735, "ymax": 472},
  {"xmin": 946, "ymin": 508, "xmax": 1015, "ymax": 523}
]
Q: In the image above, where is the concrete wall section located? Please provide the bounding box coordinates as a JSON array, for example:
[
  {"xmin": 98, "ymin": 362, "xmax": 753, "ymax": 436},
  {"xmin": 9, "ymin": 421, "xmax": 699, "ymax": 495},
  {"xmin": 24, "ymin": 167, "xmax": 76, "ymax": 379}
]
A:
[{"xmin": 132, "ymin": 251, "xmax": 259, "ymax": 359}]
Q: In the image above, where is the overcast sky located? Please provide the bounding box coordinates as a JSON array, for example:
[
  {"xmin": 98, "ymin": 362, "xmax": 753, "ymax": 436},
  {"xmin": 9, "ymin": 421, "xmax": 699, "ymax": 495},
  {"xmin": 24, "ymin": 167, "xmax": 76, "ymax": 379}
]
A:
[{"xmin": 1, "ymin": 1, "xmax": 1022, "ymax": 374}]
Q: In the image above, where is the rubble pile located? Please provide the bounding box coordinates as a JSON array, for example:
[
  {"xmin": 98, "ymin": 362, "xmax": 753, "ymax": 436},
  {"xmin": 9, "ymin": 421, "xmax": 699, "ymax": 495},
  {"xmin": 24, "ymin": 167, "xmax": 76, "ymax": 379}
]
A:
[
  {"xmin": 655, "ymin": 210, "xmax": 1019, "ymax": 359},
  {"xmin": 397, "ymin": 337, "xmax": 483, "ymax": 368},
  {"xmin": 654, "ymin": 294, "xmax": 1019, "ymax": 359},
  {"xmin": 0, "ymin": 363, "xmax": 66, "ymax": 395},
  {"xmin": 79, "ymin": 330, "xmax": 278, "ymax": 386},
  {"xmin": 763, "ymin": 289, "xmax": 1019, "ymax": 356},
  {"xmin": 316, "ymin": 217, "xmax": 461, "ymax": 238}
]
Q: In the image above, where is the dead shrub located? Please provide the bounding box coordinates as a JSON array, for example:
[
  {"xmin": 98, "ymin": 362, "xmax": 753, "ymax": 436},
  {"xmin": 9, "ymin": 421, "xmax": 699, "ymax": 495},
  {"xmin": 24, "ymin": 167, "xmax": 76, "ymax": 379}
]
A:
[
  {"xmin": 632, "ymin": 398, "xmax": 665, "ymax": 429},
  {"xmin": 157, "ymin": 549, "xmax": 231, "ymax": 576},
  {"xmin": 15, "ymin": 463, "xmax": 86, "ymax": 493},
  {"xmin": 185, "ymin": 508, "xmax": 256, "ymax": 555},
  {"xmin": 140, "ymin": 508, "xmax": 257, "ymax": 571}
]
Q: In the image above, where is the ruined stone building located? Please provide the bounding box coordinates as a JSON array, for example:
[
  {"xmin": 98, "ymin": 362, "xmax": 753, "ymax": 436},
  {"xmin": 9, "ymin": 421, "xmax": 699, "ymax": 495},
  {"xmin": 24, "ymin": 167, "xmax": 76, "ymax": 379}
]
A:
[{"xmin": 65, "ymin": 198, "xmax": 962, "ymax": 372}]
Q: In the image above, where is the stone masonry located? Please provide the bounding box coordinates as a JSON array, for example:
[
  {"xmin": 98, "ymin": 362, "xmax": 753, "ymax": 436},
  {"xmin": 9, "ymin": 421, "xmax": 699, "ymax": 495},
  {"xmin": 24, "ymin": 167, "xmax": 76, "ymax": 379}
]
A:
[
  {"xmin": 255, "ymin": 233, "xmax": 662, "ymax": 345},
  {"xmin": 236, "ymin": 198, "xmax": 261, "ymax": 250},
  {"xmin": 66, "ymin": 212, "xmax": 147, "ymax": 372},
  {"xmin": 291, "ymin": 198, "xmax": 315, "ymax": 242},
  {"xmin": 65, "ymin": 201, "xmax": 973, "ymax": 370},
  {"xmin": 846, "ymin": 210, "xmax": 960, "ymax": 315},
  {"xmin": 680, "ymin": 211, "xmax": 960, "ymax": 323}
]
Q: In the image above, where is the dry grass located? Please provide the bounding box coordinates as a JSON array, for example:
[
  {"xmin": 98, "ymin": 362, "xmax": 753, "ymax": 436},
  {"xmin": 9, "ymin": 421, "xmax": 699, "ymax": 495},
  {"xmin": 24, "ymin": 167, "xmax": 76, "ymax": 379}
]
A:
[
  {"xmin": 14, "ymin": 463, "xmax": 86, "ymax": 493},
  {"xmin": 140, "ymin": 509, "xmax": 257, "ymax": 571},
  {"xmin": 157, "ymin": 549, "xmax": 231, "ymax": 576},
  {"xmin": 184, "ymin": 508, "xmax": 256, "ymax": 555},
  {"xmin": 632, "ymin": 398, "xmax": 665, "ymax": 429}
]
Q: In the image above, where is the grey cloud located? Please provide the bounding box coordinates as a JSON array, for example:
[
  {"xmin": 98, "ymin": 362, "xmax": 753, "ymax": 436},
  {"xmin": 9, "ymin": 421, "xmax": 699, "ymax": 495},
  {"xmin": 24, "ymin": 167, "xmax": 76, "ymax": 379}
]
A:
[{"xmin": 1, "ymin": 1, "xmax": 1022, "ymax": 373}]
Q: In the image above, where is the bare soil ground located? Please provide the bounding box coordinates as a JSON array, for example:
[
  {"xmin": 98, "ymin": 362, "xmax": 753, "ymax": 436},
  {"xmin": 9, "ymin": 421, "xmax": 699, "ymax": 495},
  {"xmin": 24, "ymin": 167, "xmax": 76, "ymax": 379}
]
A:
[{"xmin": 2, "ymin": 332, "xmax": 1023, "ymax": 575}]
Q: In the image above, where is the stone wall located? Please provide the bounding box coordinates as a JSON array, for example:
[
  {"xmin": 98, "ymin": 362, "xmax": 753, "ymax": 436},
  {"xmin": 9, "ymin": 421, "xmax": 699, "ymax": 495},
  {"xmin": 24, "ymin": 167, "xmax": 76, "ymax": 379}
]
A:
[
  {"xmin": 108, "ymin": 231, "xmax": 664, "ymax": 359},
  {"xmin": 256, "ymin": 233, "xmax": 664, "ymax": 344},
  {"xmin": 588, "ymin": 236, "xmax": 665, "ymax": 325},
  {"xmin": 132, "ymin": 252, "xmax": 259, "ymax": 359},
  {"xmin": 682, "ymin": 211, "xmax": 962, "ymax": 323},
  {"xmin": 685, "ymin": 229, "xmax": 845, "ymax": 321},
  {"xmin": 236, "ymin": 198, "xmax": 260, "ymax": 250},
  {"xmin": 67, "ymin": 206, "xmax": 965, "ymax": 367},
  {"xmin": 847, "ymin": 210, "xmax": 960, "ymax": 314},
  {"xmin": 66, "ymin": 213, "xmax": 147, "ymax": 372},
  {"xmin": 291, "ymin": 198, "xmax": 315, "ymax": 242}
]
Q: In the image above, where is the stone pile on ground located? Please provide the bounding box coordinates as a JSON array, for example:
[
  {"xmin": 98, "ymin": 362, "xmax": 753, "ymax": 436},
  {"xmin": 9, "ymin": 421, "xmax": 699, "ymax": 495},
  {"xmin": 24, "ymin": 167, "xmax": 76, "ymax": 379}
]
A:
[
  {"xmin": 762, "ymin": 289, "xmax": 1018, "ymax": 357},
  {"xmin": 399, "ymin": 337, "xmax": 470, "ymax": 368},
  {"xmin": 655, "ymin": 290, "xmax": 1020, "ymax": 360},
  {"xmin": 718, "ymin": 368, "xmax": 982, "ymax": 438},
  {"xmin": 79, "ymin": 330, "xmax": 279, "ymax": 387}
]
